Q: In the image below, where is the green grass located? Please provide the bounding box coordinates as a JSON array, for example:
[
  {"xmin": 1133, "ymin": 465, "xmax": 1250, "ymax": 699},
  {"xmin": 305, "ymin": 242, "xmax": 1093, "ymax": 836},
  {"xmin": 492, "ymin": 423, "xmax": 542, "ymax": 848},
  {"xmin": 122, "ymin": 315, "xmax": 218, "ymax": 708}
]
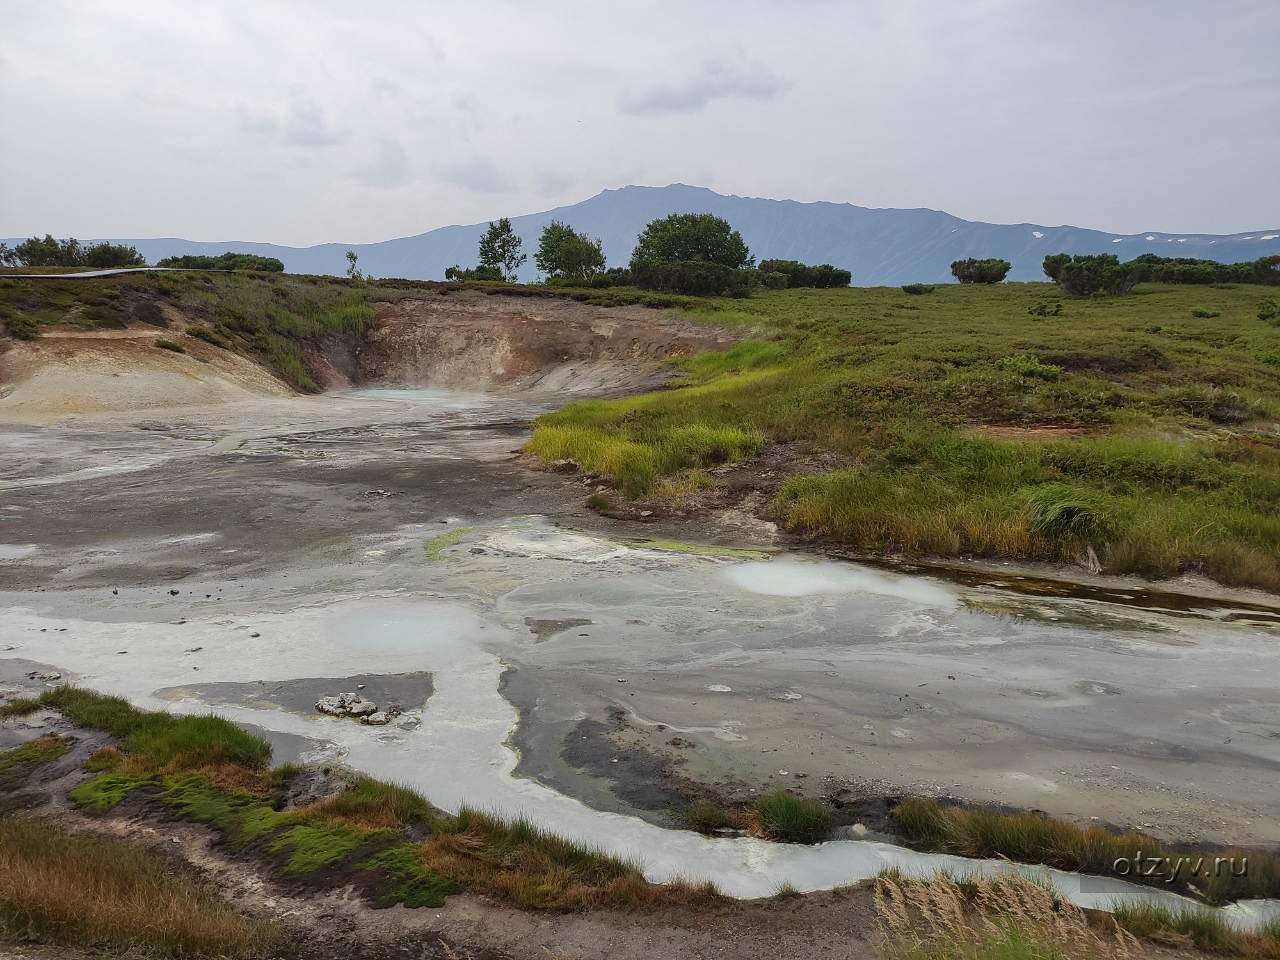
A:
[
  {"xmin": 0, "ymin": 816, "xmax": 287, "ymax": 958},
  {"xmin": 526, "ymin": 283, "xmax": 1280, "ymax": 590},
  {"xmin": 891, "ymin": 798, "xmax": 1280, "ymax": 905},
  {"xmin": 682, "ymin": 799, "xmax": 737, "ymax": 833},
  {"xmin": 890, "ymin": 924, "xmax": 1070, "ymax": 960},
  {"xmin": 32, "ymin": 687, "xmax": 706, "ymax": 913},
  {"xmin": 11, "ymin": 687, "xmax": 270, "ymax": 771},
  {"xmin": 753, "ymin": 791, "xmax": 833, "ymax": 843}
]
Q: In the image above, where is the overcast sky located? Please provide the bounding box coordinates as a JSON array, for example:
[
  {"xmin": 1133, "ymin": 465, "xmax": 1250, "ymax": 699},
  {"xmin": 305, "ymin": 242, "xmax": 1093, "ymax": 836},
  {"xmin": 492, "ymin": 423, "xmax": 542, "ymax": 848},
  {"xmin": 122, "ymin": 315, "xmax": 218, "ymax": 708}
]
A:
[{"xmin": 2, "ymin": 1, "xmax": 1277, "ymax": 245}]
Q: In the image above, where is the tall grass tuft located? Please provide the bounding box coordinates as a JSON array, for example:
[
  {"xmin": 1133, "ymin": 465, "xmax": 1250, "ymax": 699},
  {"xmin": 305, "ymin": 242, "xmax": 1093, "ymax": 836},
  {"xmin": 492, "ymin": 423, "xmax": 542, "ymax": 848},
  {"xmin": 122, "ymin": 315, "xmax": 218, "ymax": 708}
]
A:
[
  {"xmin": 0, "ymin": 817, "xmax": 285, "ymax": 958},
  {"xmin": 753, "ymin": 791, "xmax": 833, "ymax": 844}
]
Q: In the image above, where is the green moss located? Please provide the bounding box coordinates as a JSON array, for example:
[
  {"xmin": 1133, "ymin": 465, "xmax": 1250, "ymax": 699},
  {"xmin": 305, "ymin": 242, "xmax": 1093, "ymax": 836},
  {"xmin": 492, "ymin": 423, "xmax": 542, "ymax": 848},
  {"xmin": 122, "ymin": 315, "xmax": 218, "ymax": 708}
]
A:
[
  {"xmin": 265, "ymin": 822, "xmax": 369, "ymax": 874},
  {"xmin": 68, "ymin": 774, "xmax": 155, "ymax": 814},
  {"xmin": 362, "ymin": 844, "xmax": 460, "ymax": 907},
  {"xmin": 0, "ymin": 736, "xmax": 74, "ymax": 790}
]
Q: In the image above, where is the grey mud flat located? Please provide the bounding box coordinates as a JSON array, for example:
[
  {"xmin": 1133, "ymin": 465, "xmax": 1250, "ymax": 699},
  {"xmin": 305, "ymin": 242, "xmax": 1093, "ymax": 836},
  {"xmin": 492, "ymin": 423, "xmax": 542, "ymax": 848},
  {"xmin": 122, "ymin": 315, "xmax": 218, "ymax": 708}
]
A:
[{"xmin": 2, "ymin": 388, "xmax": 1279, "ymax": 912}]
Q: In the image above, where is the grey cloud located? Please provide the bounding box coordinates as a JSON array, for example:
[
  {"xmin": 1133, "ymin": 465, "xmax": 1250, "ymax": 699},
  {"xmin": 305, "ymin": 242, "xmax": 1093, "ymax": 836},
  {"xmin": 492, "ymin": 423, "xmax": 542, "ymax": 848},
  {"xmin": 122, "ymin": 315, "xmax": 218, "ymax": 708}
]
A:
[
  {"xmin": 236, "ymin": 101, "xmax": 342, "ymax": 148},
  {"xmin": 620, "ymin": 61, "xmax": 787, "ymax": 115},
  {"xmin": 362, "ymin": 139, "xmax": 411, "ymax": 189},
  {"xmin": 438, "ymin": 157, "xmax": 512, "ymax": 195}
]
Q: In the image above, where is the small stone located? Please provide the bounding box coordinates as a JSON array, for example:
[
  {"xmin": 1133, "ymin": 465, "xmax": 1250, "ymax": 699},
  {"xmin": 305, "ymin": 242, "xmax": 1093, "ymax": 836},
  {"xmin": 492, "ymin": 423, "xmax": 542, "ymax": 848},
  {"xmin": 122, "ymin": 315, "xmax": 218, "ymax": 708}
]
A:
[
  {"xmin": 250, "ymin": 632, "xmax": 261, "ymax": 638},
  {"xmin": 616, "ymin": 678, "xmax": 627, "ymax": 683},
  {"xmin": 362, "ymin": 711, "xmax": 391, "ymax": 726},
  {"xmin": 168, "ymin": 589, "xmax": 179, "ymax": 596}
]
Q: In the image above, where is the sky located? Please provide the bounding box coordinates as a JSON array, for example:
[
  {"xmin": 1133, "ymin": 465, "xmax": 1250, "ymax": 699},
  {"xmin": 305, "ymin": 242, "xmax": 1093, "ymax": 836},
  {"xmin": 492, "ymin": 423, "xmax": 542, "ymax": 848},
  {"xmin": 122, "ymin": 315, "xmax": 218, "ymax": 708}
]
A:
[{"xmin": 2, "ymin": 0, "xmax": 1277, "ymax": 245}]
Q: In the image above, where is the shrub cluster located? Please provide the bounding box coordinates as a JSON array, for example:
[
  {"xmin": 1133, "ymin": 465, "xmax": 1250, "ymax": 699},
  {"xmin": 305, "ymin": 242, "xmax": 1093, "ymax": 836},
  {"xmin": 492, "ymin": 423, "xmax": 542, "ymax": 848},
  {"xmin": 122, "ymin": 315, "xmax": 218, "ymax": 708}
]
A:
[
  {"xmin": 155, "ymin": 253, "xmax": 285, "ymax": 272},
  {"xmin": 631, "ymin": 261, "xmax": 754, "ymax": 298},
  {"xmin": 950, "ymin": 258, "xmax": 1011, "ymax": 283},
  {"xmin": 1127, "ymin": 253, "xmax": 1280, "ymax": 286},
  {"xmin": 901, "ymin": 283, "xmax": 935, "ymax": 295},
  {"xmin": 758, "ymin": 259, "xmax": 851, "ymax": 288},
  {"xmin": 444, "ymin": 264, "xmax": 503, "ymax": 281},
  {"xmin": 1045, "ymin": 253, "xmax": 1136, "ymax": 296},
  {"xmin": 1, "ymin": 235, "xmax": 145, "ymax": 269}
]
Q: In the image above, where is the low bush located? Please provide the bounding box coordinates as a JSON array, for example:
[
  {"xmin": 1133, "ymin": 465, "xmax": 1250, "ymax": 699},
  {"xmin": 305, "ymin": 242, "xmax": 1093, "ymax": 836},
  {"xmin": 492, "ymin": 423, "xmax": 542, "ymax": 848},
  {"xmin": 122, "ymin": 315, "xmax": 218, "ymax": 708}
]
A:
[
  {"xmin": 154, "ymin": 337, "xmax": 185, "ymax": 353},
  {"xmin": 1191, "ymin": 308, "xmax": 1221, "ymax": 318},
  {"xmin": 444, "ymin": 264, "xmax": 503, "ymax": 281},
  {"xmin": 950, "ymin": 258, "xmax": 1010, "ymax": 284},
  {"xmin": 1027, "ymin": 300, "xmax": 1062, "ymax": 317},
  {"xmin": 632, "ymin": 260, "xmax": 755, "ymax": 297},
  {"xmin": 996, "ymin": 354, "xmax": 1062, "ymax": 380},
  {"xmin": 758, "ymin": 259, "xmax": 851, "ymax": 288},
  {"xmin": 156, "ymin": 253, "xmax": 284, "ymax": 272},
  {"xmin": 1260, "ymin": 298, "xmax": 1280, "ymax": 325},
  {"xmin": 1051, "ymin": 254, "xmax": 1136, "ymax": 296},
  {"xmin": 901, "ymin": 283, "xmax": 935, "ymax": 295}
]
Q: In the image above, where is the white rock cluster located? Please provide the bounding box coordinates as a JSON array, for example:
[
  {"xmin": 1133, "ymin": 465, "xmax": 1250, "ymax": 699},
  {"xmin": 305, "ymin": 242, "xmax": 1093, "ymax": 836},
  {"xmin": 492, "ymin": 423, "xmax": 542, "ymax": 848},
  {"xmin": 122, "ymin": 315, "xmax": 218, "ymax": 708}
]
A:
[{"xmin": 315, "ymin": 692, "xmax": 394, "ymax": 725}]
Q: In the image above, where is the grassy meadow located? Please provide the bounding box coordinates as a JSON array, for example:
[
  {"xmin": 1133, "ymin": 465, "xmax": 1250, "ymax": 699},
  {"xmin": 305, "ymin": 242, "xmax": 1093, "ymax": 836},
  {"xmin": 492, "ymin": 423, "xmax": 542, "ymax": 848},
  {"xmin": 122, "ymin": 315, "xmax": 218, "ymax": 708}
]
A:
[{"xmin": 527, "ymin": 282, "xmax": 1280, "ymax": 591}]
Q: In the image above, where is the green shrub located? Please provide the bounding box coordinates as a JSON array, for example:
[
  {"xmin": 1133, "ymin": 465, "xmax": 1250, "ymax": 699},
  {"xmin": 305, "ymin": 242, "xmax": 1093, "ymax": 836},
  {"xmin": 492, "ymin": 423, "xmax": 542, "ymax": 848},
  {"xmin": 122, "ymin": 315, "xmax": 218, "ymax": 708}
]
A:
[
  {"xmin": 753, "ymin": 791, "xmax": 832, "ymax": 843},
  {"xmin": 444, "ymin": 264, "xmax": 502, "ymax": 281},
  {"xmin": 759, "ymin": 270, "xmax": 788, "ymax": 290},
  {"xmin": 83, "ymin": 303, "xmax": 128, "ymax": 328},
  {"xmin": 1190, "ymin": 308, "xmax": 1220, "ymax": 318},
  {"xmin": 901, "ymin": 283, "xmax": 934, "ymax": 295},
  {"xmin": 995, "ymin": 354, "xmax": 1062, "ymax": 380},
  {"xmin": 632, "ymin": 261, "xmax": 754, "ymax": 298},
  {"xmin": 950, "ymin": 258, "xmax": 1010, "ymax": 284},
  {"xmin": 1260, "ymin": 298, "xmax": 1280, "ymax": 325},
  {"xmin": 1027, "ymin": 300, "xmax": 1062, "ymax": 317},
  {"xmin": 155, "ymin": 253, "xmax": 284, "ymax": 272},
  {"xmin": 758, "ymin": 259, "xmax": 851, "ymax": 288},
  {"xmin": 154, "ymin": 338, "xmax": 185, "ymax": 353},
  {"xmin": 630, "ymin": 213, "xmax": 752, "ymax": 270},
  {"xmin": 1051, "ymin": 254, "xmax": 1136, "ymax": 296},
  {"xmin": 3, "ymin": 311, "xmax": 40, "ymax": 340}
]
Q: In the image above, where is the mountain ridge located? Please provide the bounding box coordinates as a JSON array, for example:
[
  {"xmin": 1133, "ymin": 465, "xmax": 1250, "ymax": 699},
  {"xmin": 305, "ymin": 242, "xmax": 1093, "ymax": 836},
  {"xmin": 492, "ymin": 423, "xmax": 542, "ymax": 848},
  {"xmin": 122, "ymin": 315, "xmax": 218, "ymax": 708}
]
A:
[{"xmin": 10, "ymin": 183, "xmax": 1280, "ymax": 286}]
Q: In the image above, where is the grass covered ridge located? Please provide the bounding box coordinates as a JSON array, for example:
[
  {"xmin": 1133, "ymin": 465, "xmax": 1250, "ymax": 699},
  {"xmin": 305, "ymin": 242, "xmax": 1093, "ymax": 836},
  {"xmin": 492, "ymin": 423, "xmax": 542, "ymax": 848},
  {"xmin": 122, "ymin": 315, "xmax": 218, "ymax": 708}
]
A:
[
  {"xmin": 527, "ymin": 283, "xmax": 1280, "ymax": 590},
  {"xmin": 6, "ymin": 687, "xmax": 723, "ymax": 915}
]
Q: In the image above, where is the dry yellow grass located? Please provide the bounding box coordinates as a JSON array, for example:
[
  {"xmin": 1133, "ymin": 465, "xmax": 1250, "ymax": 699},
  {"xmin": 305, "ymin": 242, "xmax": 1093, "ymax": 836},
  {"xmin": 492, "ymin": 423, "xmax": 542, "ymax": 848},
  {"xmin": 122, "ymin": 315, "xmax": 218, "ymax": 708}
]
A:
[
  {"xmin": 0, "ymin": 815, "xmax": 285, "ymax": 957},
  {"xmin": 874, "ymin": 871, "xmax": 1138, "ymax": 960}
]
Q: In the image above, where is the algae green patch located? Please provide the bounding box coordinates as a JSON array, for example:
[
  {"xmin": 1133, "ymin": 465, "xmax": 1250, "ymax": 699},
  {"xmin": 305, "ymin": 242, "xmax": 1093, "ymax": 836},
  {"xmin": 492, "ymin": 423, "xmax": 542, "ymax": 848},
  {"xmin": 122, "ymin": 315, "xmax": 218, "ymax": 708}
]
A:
[
  {"xmin": 0, "ymin": 736, "xmax": 74, "ymax": 791},
  {"xmin": 424, "ymin": 526, "xmax": 471, "ymax": 561},
  {"xmin": 362, "ymin": 843, "xmax": 461, "ymax": 907},
  {"xmin": 630, "ymin": 537, "xmax": 769, "ymax": 560}
]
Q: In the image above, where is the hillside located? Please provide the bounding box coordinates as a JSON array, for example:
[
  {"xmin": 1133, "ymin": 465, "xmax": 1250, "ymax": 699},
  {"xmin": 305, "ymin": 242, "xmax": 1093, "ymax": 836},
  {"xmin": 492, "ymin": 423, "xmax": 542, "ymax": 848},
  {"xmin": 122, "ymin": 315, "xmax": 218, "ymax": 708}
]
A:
[{"xmin": 19, "ymin": 184, "xmax": 1279, "ymax": 286}]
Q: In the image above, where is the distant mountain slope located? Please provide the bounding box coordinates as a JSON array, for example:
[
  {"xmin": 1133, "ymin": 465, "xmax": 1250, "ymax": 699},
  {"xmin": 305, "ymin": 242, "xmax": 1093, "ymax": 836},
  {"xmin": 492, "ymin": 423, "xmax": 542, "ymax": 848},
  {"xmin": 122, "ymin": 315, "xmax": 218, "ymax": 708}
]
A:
[{"xmin": 17, "ymin": 184, "xmax": 1280, "ymax": 286}]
